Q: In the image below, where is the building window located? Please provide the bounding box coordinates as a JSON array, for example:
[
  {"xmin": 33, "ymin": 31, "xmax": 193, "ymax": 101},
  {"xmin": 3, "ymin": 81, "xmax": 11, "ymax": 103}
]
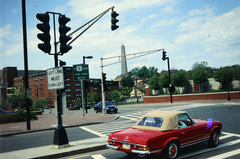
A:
[
  {"xmin": 34, "ymin": 78, "xmax": 37, "ymax": 81},
  {"xmin": 76, "ymin": 89, "xmax": 80, "ymax": 92},
  {"xmin": 49, "ymin": 97, "xmax": 52, "ymax": 99},
  {"xmin": 66, "ymin": 84, "xmax": 70, "ymax": 87},
  {"xmin": 94, "ymin": 88, "xmax": 97, "ymax": 91},
  {"xmin": 35, "ymin": 93, "xmax": 38, "ymax": 95},
  {"xmin": 40, "ymin": 82, "xmax": 44, "ymax": 85},
  {"xmin": 75, "ymin": 83, "xmax": 81, "ymax": 87},
  {"xmin": 66, "ymin": 79, "xmax": 70, "ymax": 82},
  {"xmin": 35, "ymin": 88, "xmax": 38, "ymax": 91},
  {"xmin": 35, "ymin": 83, "xmax": 38, "ymax": 86},
  {"xmin": 49, "ymin": 91, "xmax": 52, "ymax": 94},
  {"xmin": 41, "ymin": 92, "xmax": 44, "ymax": 95},
  {"xmin": 67, "ymin": 95, "xmax": 71, "ymax": 98},
  {"xmin": 40, "ymin": 77, "xmax": 44, "ymax": 80}
]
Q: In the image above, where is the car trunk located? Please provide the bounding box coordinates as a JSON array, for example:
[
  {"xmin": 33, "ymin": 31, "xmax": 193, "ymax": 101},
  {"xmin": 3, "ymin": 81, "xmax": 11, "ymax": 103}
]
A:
[{"xmin": 110, "ymin": 128, "xmax": 164, "ymax": 144}]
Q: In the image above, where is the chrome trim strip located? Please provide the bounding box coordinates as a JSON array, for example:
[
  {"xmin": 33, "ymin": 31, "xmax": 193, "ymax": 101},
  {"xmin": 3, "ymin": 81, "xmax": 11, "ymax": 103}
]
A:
[
  {"xmin": 150, "ymin": 149, "xmax": 162, "ymax": 154},
  {"xmin": 180, "ymin": 137, "xmax": 209, "ymax": 148},
  {"xmin": 106, "ymin": 144, "xmax": 120, "ymax": 150}
]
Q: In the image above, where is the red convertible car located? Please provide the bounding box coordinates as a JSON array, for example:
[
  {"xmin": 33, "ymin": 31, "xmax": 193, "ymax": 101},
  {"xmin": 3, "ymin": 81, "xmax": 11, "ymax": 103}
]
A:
[{"xmin": 107, "ymin": 111, "xmax": 222, "ymax": 158}]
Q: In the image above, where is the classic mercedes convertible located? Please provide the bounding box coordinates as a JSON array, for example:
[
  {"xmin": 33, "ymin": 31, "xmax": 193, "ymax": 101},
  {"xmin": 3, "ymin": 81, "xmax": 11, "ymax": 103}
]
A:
[{"xmin": 107, "ymin": 111, "xmax": 222, "ymax": 159}]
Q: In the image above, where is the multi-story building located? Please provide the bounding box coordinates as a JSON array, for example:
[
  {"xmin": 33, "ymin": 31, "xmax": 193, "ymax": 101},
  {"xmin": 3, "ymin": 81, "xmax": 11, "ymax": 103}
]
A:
[{"xmin": 12, "ymin": 67, "xmax": 119, "ymax": 107}]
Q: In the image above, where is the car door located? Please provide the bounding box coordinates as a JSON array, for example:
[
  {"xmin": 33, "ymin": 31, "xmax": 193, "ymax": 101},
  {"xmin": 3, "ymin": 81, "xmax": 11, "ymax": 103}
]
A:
[{"xmin": 177, "ymin": 113, "xmax": 199, "ymax": 148}]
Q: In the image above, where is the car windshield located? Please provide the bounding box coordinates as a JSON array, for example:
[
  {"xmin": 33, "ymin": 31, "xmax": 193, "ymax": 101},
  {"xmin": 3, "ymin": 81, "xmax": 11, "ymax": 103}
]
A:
[
  {"xmin": 99, "ymin": 102, "xmax": 113, "ymax": 106},
  {"xmin": 137, "ymin": 117, "xmax": 164, "ymax": 128}
]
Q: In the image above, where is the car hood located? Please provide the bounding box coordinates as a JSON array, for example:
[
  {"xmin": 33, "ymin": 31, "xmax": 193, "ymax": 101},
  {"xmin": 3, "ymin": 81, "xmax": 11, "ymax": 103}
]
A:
[
  {"xmin": 105, "ymin": 105, "xmax": 117, "ymax": 108},
  {"xmin": 109, "ymin": 128, "xmax": 163, "ymax": 144}
]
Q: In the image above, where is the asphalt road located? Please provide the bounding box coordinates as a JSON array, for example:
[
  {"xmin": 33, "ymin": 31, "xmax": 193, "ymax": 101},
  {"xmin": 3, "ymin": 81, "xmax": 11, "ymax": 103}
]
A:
[
  {"xmin": 59, "ymin": 102, "xmax": 240, "ymax": 159},
  {"xmin": 1, "ymin": 102, "xmax": 239, "ymax": 158}
]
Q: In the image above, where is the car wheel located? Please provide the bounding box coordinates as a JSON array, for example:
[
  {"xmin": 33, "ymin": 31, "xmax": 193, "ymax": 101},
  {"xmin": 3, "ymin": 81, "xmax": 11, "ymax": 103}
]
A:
[
  {"xmin": 208, "ymin": 129, "xmax": 219, "ymax": 148},
  {"xmin": 164, "ymin": 141, "xmax": 179, "ymax": 159},
  {"xmin": 95, "ymin": 109, "xmax": 98, "ymax": 113},
  {"xmin": 114, "ymin": 110, "xmax": 117, "ymax": 113}
]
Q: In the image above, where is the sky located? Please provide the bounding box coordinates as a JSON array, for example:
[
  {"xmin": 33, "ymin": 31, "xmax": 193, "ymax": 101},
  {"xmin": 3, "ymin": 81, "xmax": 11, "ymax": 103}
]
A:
[{"xmin": 0, "ymin": 0, "xmax": 240, "ymax": 80}]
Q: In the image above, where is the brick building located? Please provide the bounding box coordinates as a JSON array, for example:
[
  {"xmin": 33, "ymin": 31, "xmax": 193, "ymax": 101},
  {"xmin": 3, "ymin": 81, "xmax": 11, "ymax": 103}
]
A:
[{"xmin": 12, "ymin": 67, "xmax": 119, "ymax": 107}]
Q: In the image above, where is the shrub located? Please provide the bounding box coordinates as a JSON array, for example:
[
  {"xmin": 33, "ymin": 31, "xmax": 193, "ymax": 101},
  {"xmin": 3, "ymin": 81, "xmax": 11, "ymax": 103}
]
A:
[{"xmin": 0, "ymin": 109, "xmax": 38, "ymax": 124}]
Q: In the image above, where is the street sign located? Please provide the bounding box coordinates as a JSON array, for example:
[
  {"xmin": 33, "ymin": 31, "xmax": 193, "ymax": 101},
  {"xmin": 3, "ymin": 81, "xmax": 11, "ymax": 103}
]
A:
[
  {"xmin": 47, "ymin": 67, "xmax": 65, "ymax": 90},
  {"xmin": 27, "ymin": 89, "xmax": 32, "ymax": 98},
  {"xmin": 73, "ymin": 64, "xmax": 89, "ymax": 81}
]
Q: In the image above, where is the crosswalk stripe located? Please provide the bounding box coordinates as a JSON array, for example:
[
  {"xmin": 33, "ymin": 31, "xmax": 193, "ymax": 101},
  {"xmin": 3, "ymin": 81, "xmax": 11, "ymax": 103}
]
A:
[
  {"xmin": 81, "ymin": 126, "xmax": 106, "ymax": 137},
  {"xmin": 92, "ymin": 154, "xmax": 107, "ymax": 159},
  {"xmin": 179, "ymin": 139, "xmax": 240, "ymax": 159},
  {"xmin": 206, "ymin": 148, "xmax": 240, "ymax": 159}
]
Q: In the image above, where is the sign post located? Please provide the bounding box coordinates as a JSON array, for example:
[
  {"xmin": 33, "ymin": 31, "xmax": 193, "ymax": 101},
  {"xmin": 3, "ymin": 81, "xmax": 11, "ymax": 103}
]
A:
[{"xmin": 73, "ymin": 64, "xmax": 89, "ymax": 117}]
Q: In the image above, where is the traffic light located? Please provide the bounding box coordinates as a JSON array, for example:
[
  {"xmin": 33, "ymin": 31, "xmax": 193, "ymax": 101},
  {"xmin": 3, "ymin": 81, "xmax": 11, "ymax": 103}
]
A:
[
  {"xmin": 162, "ymin": 50, "xmax": 167, "ymax": 61},
  {"xmin": 59, "ymin": 60, "xmax": 66, "ymax": 66},
  {"xmin": 58, "ymin": 15, "xmax": 72, "ymax": 54},
  {"xmin": 111, "ymin": 11, "xmax": 119, "ymax": 31},
  {"xmin": 102, "ymin": 73, "xmax": 108, "ymax": 91},
  {"xmin": 36, "ymin": 12, "xmax": 51, "ymax": 53}
]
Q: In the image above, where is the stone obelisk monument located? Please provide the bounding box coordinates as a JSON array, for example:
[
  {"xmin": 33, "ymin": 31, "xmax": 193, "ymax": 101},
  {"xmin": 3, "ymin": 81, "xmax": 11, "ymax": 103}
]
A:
[{"xmin": 121, "ymin": 44, "xmax": 127, "ymax": 75}]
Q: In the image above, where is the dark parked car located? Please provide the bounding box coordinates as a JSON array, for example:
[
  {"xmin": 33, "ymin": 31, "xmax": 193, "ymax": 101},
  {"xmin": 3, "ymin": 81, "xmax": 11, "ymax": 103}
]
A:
[
  {"xmin": 94, "ymin": 101, "xmax": 118, "ymax": 114},
  {"xmin": 73, "ymin": 104, "xmax": 80, "ymax": 110},
  {"xmin": 84, "ymin": 104, "xmax": 90, "ymax": 109},
  {"xmin": 0, "ymin": 108, "xmax": 17, "ymax": 115}
]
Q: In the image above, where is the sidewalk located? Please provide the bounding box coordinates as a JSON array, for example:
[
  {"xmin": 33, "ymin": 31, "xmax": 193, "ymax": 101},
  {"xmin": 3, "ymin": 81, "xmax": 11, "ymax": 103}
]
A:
[
  {"xmin": 0, "ymin": 110, "xmax": 117, "ymax": 158},
  {"xmin": 0, "ymin": 110, "xmax": 117, "ymax": 136}
]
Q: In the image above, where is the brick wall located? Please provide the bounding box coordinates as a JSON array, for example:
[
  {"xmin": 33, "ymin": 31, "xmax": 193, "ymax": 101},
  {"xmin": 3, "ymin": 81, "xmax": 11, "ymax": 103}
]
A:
[{"xmin": 143, "ymin": 91, "xmax": 240, "ymax": 103}]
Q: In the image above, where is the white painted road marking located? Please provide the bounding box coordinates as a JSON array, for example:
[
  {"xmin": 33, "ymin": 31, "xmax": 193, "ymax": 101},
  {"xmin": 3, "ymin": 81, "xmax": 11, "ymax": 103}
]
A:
[{"xmin": 92, "ymin": 154, "xmax": 107, "ymax": 159}]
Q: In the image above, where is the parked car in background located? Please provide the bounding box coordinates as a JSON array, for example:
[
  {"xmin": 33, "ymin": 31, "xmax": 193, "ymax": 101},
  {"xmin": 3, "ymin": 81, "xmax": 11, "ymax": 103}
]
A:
[
  {"xmin": 73, "ymin": 104, "xmax": 80, "ymax": 110},
  {"xmin": 84, "ymin": 104, "xmax": 90, "ymax": 109},
  {"xmin": 0, "ymin": 108, "xmax": 17, "ymax": 115},
  {"xmin": 94, "ymin": 101, "xmax": 118, "ymax": 114},
  {"xmin": 107, "ymin": 110, "xmax": 222, "ymax": 158}
]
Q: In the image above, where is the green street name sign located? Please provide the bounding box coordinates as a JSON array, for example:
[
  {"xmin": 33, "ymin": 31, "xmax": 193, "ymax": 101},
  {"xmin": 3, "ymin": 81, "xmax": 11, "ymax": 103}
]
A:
[{"xmin": 73, "ymin": 64, "xmax": 89, "ymax": 81}]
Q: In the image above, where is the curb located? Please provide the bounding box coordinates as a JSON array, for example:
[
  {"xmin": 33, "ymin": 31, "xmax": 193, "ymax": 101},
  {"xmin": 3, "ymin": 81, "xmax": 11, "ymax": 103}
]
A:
[
  {"xmin": 0, "ymin": 122, "xmax": 104, "ymax": 137},
  {"xmin": 32, "ymin": 144, "xmax": 107, "ymax": 159}
]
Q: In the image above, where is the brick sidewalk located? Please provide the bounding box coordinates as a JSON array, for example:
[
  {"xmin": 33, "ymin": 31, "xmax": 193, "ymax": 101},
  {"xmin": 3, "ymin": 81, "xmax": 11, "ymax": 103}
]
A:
[{"xmin": 0, "ymin": 111, "xmax": 117, "ymax": 135}]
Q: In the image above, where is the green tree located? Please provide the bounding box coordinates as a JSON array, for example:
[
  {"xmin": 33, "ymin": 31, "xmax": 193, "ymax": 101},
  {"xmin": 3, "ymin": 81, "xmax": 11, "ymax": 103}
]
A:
[
  {"xmin": 7, "ymin": 83, "xmax": 26, "ymax": 109},
  {"xmin": 120, "ymin": 87, "xmax": 132, "ymax": 97},
  {"xmin": 159, "ymin": 73, "xmax": 170, "ymax": 91},
  {"xmin": 136, "ymin": 66, "xmax": 149, "ymax": 79},
  {"xmin": 75, "ymin": 97, "xmax": 82, "ymax": 106},
  {"xmin": 192, "ymin": 68, "xmax": 208, "ymax": 90},
  {"xmin": 43, "ymin": 95, "xmax": 52, "ymax": 107},
  {"xmin": 33, "ymin": 98, "xmax": 43, "ymax": 108},
  {"xmin": 129, "ymin": 67, "xmax": 140, "ymax": 75},
  {"xmin": 172, "ymin": 69, "xmax": 189, "ymax": 92},
  {"xmin": 110, "ymin": 90, "xmax": 122, "ymax": 102},
  {"xmin": 148, "ymin": 74, "xmax": 161, "ymax": 90},
  {"xmin": 120, "ymin": 73, "xmax": 134, "ymax": 88},
  {"xmin": 233, "ymin": 65, "xmax": 240, "ymax": 80},
  {"xmin": 92, "ymin": 92, "xmax": 99, "ymax": 103},
  {"xmin": 213, "ymin": 67, "xmax": 234, "ymax": 90},
  {"xmin": 87, "ymin": 93, "xmax": 93, "ymax": 105},
  {"xmin": 148, "ymin": 66, "xmax": 158, "ymax": 77}
]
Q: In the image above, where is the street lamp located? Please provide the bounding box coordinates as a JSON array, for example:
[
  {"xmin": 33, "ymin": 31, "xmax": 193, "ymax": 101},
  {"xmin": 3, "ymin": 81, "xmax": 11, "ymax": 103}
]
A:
[{"xmin": 83, "ymin": 56, "xmax": 93, "ymax": 113}]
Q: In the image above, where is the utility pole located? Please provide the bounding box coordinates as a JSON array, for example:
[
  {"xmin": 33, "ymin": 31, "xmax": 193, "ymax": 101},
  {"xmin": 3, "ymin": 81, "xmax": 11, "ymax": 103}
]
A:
[{"xmin": 21, "ymin": 0, "xmax": 30, "ymax": 130}]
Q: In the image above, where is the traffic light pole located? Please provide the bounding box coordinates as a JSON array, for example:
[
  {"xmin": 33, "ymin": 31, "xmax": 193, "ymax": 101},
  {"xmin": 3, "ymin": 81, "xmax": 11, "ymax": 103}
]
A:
[
  {"xmin": 167, "ymin": 57, "xmax": 173, "ymax": 103},
  {"xmin": 48, "ymin": 12, "xmax": 69, "ymax": 148},
  {"xmin": 101, "ymin": 58, "xmax": 106, "ymax": 115}
]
